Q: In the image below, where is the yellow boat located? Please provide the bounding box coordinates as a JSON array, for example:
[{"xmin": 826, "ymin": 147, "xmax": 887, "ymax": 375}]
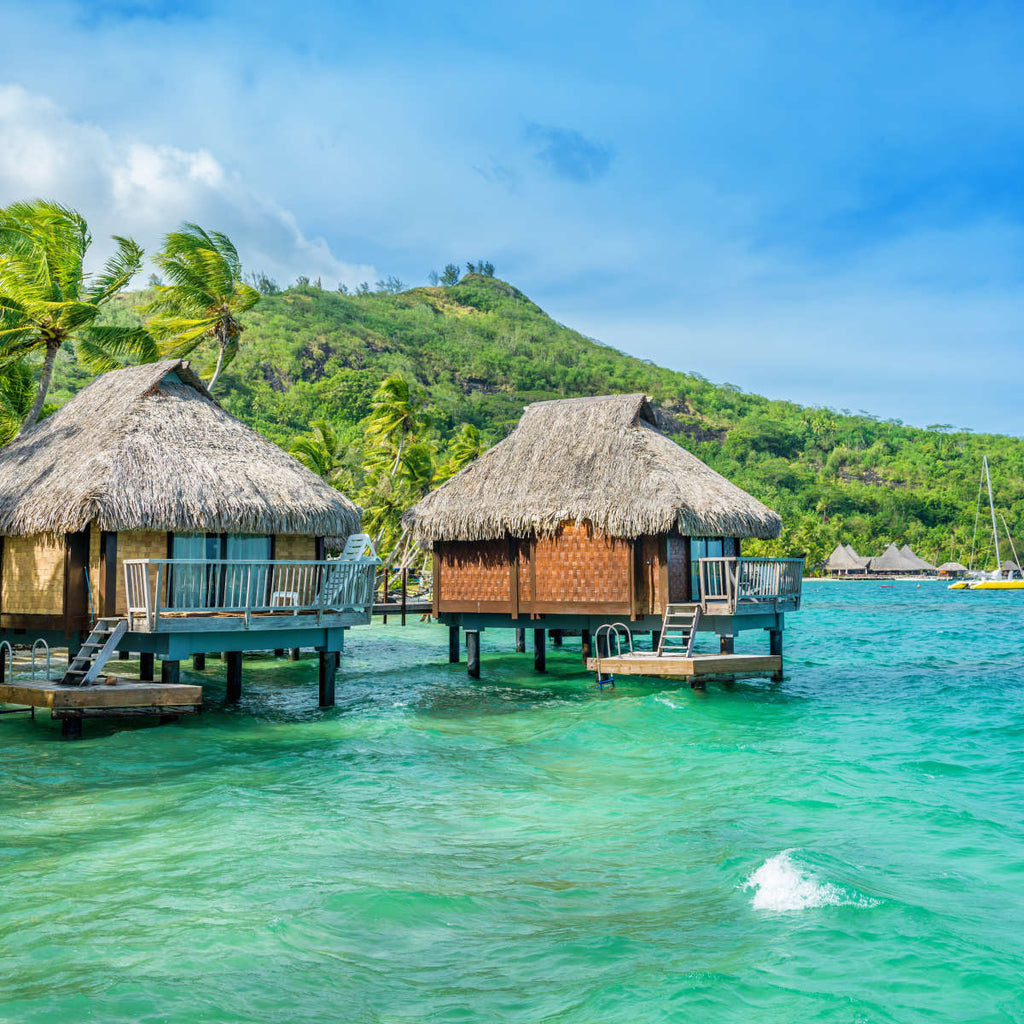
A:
[{"xmin": 949, "ymin": 579, "xmax": 1024, "ymax": 591}]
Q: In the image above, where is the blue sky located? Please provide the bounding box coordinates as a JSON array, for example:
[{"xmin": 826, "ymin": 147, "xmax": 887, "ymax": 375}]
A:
[{"xmin": 1, "ymin": 0, "xmax": 1022, "ymax": 432}]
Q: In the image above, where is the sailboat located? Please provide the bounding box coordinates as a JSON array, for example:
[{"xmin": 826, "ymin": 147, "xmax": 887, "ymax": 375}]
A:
[{"xmin": 949, "ymin": 456, "xmax": 1024, "ymax": 590}]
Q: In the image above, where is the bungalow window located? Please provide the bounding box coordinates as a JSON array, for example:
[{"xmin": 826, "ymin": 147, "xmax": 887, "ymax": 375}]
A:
[{"xmin": 170, "ymin": 532, "xmax": 272, "ymax": 608}]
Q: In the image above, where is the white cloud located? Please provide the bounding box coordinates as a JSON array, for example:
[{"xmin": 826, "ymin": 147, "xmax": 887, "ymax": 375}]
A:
[{"xmin": 0, "ymin": 84, "xmax": 376, "ymax": 289}]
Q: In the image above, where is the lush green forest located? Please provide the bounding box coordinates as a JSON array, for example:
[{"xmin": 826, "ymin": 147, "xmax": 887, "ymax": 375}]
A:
[{"xmin": 47, "ymin": 272, "xmax": 1023, "ymax": 570}]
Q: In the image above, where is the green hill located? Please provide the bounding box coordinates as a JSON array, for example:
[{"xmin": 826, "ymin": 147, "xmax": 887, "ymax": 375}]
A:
[{"xmin": 51, "ymin": 273, "xmax": 1024, "ymax": 568}]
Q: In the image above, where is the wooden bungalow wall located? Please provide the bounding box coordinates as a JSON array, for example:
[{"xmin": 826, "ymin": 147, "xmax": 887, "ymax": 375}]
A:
[
  {"xmin": 1, "ymin": 528, "xmax": 325, "ymax": 633},
  {"xmin": 434, "ymin": 522, "xmax": 676, "ymax": 619}
]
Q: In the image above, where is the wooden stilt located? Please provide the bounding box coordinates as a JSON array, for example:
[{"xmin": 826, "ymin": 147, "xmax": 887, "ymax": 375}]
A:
[
  {"xmin": 534, "ymin": 629, "xmax": 546, "ymax": 673},
  {"xmin": 551, "ymin": 629, "xmax": 563, "ymax": 647},
  {"xmin": 581, "ymin": 629, "xmax": 592, "ymax": 664},
  {"xmin": 318, "ymin": 651, "xmax": 336, "ymax": 707},
  {"xmin": 515, "ymin": 628, "xmax": 525, "ymax": 653},
  {"xmin": 274, "ymin": 649, "xmax": 285, "ymax": 658},
  {"xmin": 769, "ymin": 629, "xmax": 783, "ymax": 681},
  {"xmin": 466, "ymin": 631, "xmax": 480, "ymax": 679},
  {"xmin": 119, "ymin": 650, "xmax": 130, "ymax": 661},
  {"xmin": 651, "ymin": 630, "xmax": 661, "ymax": 651},
  {"xmin": 290, "ymin": 648, "xmax": 300, "ymax": 661},
  {"xmin": 689, "ymin": 677, "xmax": 707, "ymax": 691},
  {"xmin": 226, "ymin": 651, "xmax": 242, "ymax": 701},
  {"xmin": 334, "ymin": 650, "xmax": 341, "ymax": 669},
  {"xmin": 193, "ymin": 653, "xmax": 206, "ymax": 671},
  {"xmin": 139, "ymin": 652, "xmax": 154, "ymax": 682},
  {"xmin": 400, "ymin": 568, "xmax": 408, "ymax": 626},
  {"xmin": 719, "ymin": 635, "xmax": 734, "ymax": 654},
  {"xmin": 161, "ymin": 660, "xmax": 180, "ymax": 686},
  {"xmin": 159, "ymin": 714, "xmax": 180, "ymax": 725},
  {"xmin": 62, "ymin": 715, "xmax": 83, "ymax": 740},
  {"xmin": 449, "ymin": 626, "xmax": 460, "ymax": 663}
]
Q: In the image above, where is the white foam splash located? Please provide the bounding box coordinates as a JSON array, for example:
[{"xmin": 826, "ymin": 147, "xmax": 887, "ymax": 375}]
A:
[{"xmin": 745, "ymin": 851, "xmax": 877, "ymax": 912}]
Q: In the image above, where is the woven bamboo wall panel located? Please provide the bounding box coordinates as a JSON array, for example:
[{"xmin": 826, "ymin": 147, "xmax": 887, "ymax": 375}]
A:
[
  {"xmin": 276, "ymin": 534, "xmax": 316, "ymax": 561},
  {"xmin": 439, "ymin": 541, "xmax": 512, "ymax": 603},
  {"xmin": 533, "ymin": 523, "xmax": 630, "ymax": 604},
  {"xmin": 114, "ymin": 530, "xmax": 167, "ymax": 614},
  {"xmin": 2, "ymin": 533, "xmax": 65, "ymax": 614},
  {"xmin": 517, "ymin": 542, "xmax": 532, "ymax": 603}
]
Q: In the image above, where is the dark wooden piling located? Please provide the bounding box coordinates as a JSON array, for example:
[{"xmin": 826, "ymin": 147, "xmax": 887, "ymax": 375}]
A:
[
  {"xmin": 274, "ymin": 649, "xmax": 285, "ymax": 658},
  {"xmin": 119, "ymin": 650, "xmax": 130, "ymax": 661},
  {"xmin": 449, "ymin": 626, "xmax": 460, "ymax": 663},
  {"xmin": 139, "ymin": 652, "xmax": 155, "ymax": 682},
  {"xmin": 651, "ymin": 630, "xmax": 661, "ymax": 651},
  {"xmin": 290, "ymin": 648, "xmax": 300, "ymax": 661},
  {"xmin": 161, "ymin": 660, "xmax": 180, "ymax": 686},
  {"xmin": 551, "ymin": 629, "xmax": 563, "ymax": 647},
  {"xmin": 193, "ymin": 653, "xmax": 206, "ymax": 671},
  {"xmin": 534, "ymin": 629, "xmax": 546, "ymax": 673},
  {"xmin": 319, "ymin": 651, "xmax": 336, "ymax": 707},
  {"xmin": 581, "ymin": 629, "xmax": 592, "ymax": 664},
  {"xmin": 770, "ymin": 629, "xmax": 783, "ymax": 681},
  {"xmin": 515, "ymin": 628, "xmax": 525, "ymax": 653},
  {"xmin": 382, "ymin": 575, "xmax": 389, "ymax": 624},
  {"xmin": 226, "ymin": 651, "xmax": 242, "ymax": 701},
  {"xmin": 466, "ymin": 631, "xmax": 480, "ymax": 679},
  {"xmin": 719, "ymin": 635, "xmax": 735, "ymax": 654},
  {"xmin": 61, "ymin": 715, "xmax": 83, "ymax": 741},
  {"xmin": 400, "ymin": 568, "xmax": 408, "ymax": 626}
]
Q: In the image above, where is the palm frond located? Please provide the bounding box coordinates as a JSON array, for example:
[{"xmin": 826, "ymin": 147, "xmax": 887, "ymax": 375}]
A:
[
  {"xmin": 83, "ymin": 235, "xmax": 144, "ymax": 305},
  {"xmin": 75, "ymin": 326, "xmax": 157, "ymax": 374}
]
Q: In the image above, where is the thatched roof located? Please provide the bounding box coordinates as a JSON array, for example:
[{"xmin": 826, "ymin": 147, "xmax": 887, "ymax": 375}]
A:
[
  {"xmin": 0, "ymin": 360, "xmax": 361, "ymax": 538},
  {"xmin": 404, "ymin": 394, "xmax": 781, "ymax": 543},
  {"xmin": 1001, "ymin": 559, "xmax": 1021, "ymax": 571},
  {"xmin": 868, "ymin": 543, "xmax": 920, "ymax": 572},
  {"xmin": 825, "ymin": 543, "xmax": 866, "ymax": 571},
  {"xmin": 937, "ymin": 561, "xmax": 968, "ymax": 572},
  {"xmin": 900, "ymin": 545, "xmax": 937, "ymax": 571}
]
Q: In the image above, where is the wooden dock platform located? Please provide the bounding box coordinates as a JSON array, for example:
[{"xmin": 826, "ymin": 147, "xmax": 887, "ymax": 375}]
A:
[
  {"xmin": 0, "ymin": 678, "xmax": 203, "ymax": 739},
  {"xmin": 586, "ymin": 652, "xmax": 782, "ymax": 680}
]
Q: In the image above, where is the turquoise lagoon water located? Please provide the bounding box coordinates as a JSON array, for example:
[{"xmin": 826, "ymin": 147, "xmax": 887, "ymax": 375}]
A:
[{"xmin": 2, "ymin": 581, "xmax": 1023, "ymax": 1023}]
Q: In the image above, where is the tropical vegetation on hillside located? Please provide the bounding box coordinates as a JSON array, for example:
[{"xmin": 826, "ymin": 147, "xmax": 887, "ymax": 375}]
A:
[{"xmin": 3, "ymin": 201, "xmax": 1021, "ymax": 569}]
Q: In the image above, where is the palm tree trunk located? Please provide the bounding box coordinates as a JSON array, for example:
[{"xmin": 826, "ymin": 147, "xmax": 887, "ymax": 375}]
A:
[
  {"xmin": 18, "ymin": 341, "xmax": 61, "ymax": 436},
  {"xmin": 207, "ymin": 336, "xmax": 228, "ymax": 392}
]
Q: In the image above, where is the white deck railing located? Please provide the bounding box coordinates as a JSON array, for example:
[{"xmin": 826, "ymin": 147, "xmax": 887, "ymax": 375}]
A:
[
  {"xmin": 123, "ymin": 558, "xmax": 378, "ymax": 630},
  {"xmin": 698, "ymin": 557, "xmax": 804, "ymax": 613}
]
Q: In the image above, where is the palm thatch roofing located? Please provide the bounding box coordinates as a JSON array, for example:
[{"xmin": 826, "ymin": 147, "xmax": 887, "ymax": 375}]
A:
[
  {"xmin": 868, "ymin": 543, "xmax": 920, "ymax": 572},
  {"xmin": 404, "ymin": 393, "xmax": 781, "ymax": 543},
  {"xmin": 843, "ymin": 543, "xmax": 869, "ymax": 566},
  {"xmin": 0, "ymin": 360, "xmax": 361, "ymax": 538},
  {"xmin": 1001, "ymin": 559, "xmax": 1021, "ymax": 571},
  {"xmin": 825, "ymin": 543, "xmax": 867, "ymax": 571},
  {"xmin": 937, "ymin": 561, "xmax": 968, "ymax": 572},
  {"xmin": 899, "ymin": 545, "xmax": 937, "ymax": 571}
]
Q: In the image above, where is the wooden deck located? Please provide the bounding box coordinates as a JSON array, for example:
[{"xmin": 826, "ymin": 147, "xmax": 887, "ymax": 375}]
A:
[
  {"xmin": 0, "ymin": 677, "xmax": 202, "ymax": 712},
  {"xmin": 586, "ymin": 652, "xmax": 782, "ymax": 678}
]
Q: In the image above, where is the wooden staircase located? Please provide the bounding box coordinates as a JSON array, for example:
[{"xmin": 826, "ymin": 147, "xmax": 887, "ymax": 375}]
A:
[
  {"xmin": 61, "ymin": 618, "xmax": 128, "ymax": 686},
  {"xmin": 657, "ymin": 603, "xmax": 701, "ymax": 658}
]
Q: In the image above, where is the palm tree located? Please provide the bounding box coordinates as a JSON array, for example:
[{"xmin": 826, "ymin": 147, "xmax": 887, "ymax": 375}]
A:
[
  {"xmin": 290, "ymin": 420, "xmax": 345, "ymax": 482},
  {"xmin": 0, "ymin": 359, "xmax": 34, "ymax": 445},
  {"xmin": 0, "ymin": 200, "xmax": 151, "ymax": 433},
  {"xmin": 144, "ymin": 224, "xmax": 260, "ymax": 391},
  {"xmin": 435, "ymin": 423, "xmax": 483, "ymax": 483},
  {"xmin": 364, "ymin": 374, "xmax": 427, "ymax": 476}
]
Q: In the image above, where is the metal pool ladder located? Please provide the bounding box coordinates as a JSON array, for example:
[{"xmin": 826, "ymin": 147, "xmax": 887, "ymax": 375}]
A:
[{"xmin": 593, "ymin": 623, "xmax": 633, "ymax": 689}]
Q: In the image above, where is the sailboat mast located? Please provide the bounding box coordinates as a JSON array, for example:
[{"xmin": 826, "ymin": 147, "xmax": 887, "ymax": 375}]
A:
[{"xmin": 984, "ymin": 456, "xmax": 1002, "ymax": 571}]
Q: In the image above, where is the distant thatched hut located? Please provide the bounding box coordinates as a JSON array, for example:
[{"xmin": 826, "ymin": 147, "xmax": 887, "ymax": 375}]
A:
[
  {"xmin": 825, "ymin": 544, "xmax": 868, "ymax": 577},
  {"xmin": 404, "ymin": 394, "xmax": 801, "ymax": 668},
  {"xmin": 0, "ymin": 361, "xmax": 369, "ymax": 698},
  {"xmin": 937, "ymin": 561, "xmax": 968, "ymax": 578},
  {"xmin": 900, "ymin": 545, "xmax": 936, "ymax": 572},
  {"xmin": 867, "ymin": 543, "xmax": 922, "ymax": 574}
]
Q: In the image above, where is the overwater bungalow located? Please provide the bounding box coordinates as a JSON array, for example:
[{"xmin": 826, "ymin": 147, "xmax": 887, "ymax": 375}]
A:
[
  {"xmin": 404, "ymin": 394, "xmax": 802, "ymax": 682},
  {"xmin": 0, "ymin": 360, "xmax": 377, "ymax": 729}
]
